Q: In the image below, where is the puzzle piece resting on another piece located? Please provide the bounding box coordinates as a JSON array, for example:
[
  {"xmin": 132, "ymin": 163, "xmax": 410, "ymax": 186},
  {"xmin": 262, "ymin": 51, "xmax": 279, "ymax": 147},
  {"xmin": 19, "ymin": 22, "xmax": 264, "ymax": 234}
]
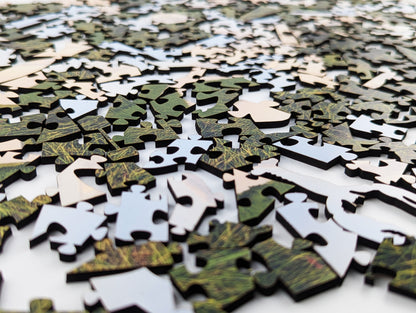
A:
[
  {"xmin": 30, "ymin": 202, "xmax": 108, "ymax": 262},
  {"xmin": 95, "ymin": 162, "xmax": 155, "ymax": 196},
  {"xmin": 275, "ymin": 135, "xmax": 357, "ymax": 169},
  {"xmin": 67, "ymin": 238, "xmax": 182, "ymax": 281},
  {"xmin": 85, "ymin": 267, "xmax": 191, "ymax": 313},
  {"xmin": 223, "ymin": 168, "xmax": 294, "ymax": 225},
  {"xmin": 170, "ymin": 247, "xmax": 254, "ymax": 311},
  {"xmin": 366, "ymin": 237, "xmax": 416, "ymax": 298},
  {"xmin": 47, "ymin": 155, "xmax": 107, "ymax": 207},
  {"xmin": 105, "ymin": 185, "xmax": 168, "ymax": 244},
  {"xmin": 187, "ymin": 220, "xmax": 272, "ymax": 252},
  {"xmin": 253, "ymin": 238, "xmax": 339, "ymax": 301},
  {"xmin": 0, "ymin": 194, "xmax": 51, "ymax": 251},
  {"xmin": 144, "ymin": 135, "xmax": 212, "ymax": 174},
  {"xmin": 0, "ymin": 151, "xmax": 40, "ymax": 189},
  {"xmin": 168, "ymin": 173, "xmax": 224, "ymax": 240}
]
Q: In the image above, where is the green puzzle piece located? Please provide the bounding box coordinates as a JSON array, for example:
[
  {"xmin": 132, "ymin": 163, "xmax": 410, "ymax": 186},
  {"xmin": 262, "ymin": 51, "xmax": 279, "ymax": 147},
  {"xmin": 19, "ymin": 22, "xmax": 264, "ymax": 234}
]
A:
[{"xmin": 67, "ymin": 238, "xmax": 182, "ymax": 281}]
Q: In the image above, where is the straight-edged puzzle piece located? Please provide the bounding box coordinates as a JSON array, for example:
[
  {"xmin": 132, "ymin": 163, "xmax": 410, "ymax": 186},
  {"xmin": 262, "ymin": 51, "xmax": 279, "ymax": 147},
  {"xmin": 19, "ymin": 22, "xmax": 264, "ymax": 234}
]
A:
[
  {"xmin": 275, "ymin": 135, "xmax": 357, "ymax": 170},
  {"xmin": 252, "ymin": 238, "xmax": 339, "ymax": 301},
  {"xmin": 144, "ymin": 135, "xmax": 212, "ymax": 174},
  {"xmin": 223, "ymin": 168, "xmax": 294, "ymax": 225},
  {"xmin": 168, "ymin": 173, "xmax": 224, "ymax": 240},
  {"xmin": 67, "ymin": 238, "xmax": 182, "ymax": 281},
  {"xmin": 104, "ymin": 185, "xmax": 168, "ymax": 244},
  {"xmin": 85, "ymin": 267, "xmax": 191, "ymax": 313},
  {"xmin": 30, "ymin": 202, "xmax": 108, "ymax": 262}
]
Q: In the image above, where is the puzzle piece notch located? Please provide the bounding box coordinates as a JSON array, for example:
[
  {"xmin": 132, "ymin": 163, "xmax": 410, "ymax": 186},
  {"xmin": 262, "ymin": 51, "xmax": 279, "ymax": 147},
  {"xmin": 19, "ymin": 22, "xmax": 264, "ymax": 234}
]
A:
[
  {"xmin": 168, "ymin": 173, "xmax": 224, "ymax": 240},
  {"xmin": 104, "ymin": 185, "xmax": 168, "ymax": 244},
  {"xmin": 30, "ymin": 201, "xmax": 108, "ymax": 262}
]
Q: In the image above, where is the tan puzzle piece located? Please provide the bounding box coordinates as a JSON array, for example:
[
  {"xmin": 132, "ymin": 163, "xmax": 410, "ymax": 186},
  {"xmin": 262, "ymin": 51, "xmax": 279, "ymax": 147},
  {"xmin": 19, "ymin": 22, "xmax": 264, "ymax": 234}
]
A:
[
  {"xmin": 64, "ymin": 80, "xmax": 107, "ymax": 102},
  {"xmin": 0, "ymin": 151, "xmax": 39, "ymax": 165},
  {"xmin": 229, "ymin": 100, "xmax": 291, "ymax": 125},
  {"xmin": 275, "ymin": 23, "xmax": 299, "ymax": 46},
  {"xmin": 85, "ymin": 61, "xmax": 141, "ymax": 83},
  {"xmin": 363, "ymin": 67, "xmax": 402, "ymax": 89},
  {"xmin": 223, "ymin": 168, "xmax": 273, "ymax": 194},
  {"xmin": 35, "ymin": 41, "xmax": 92, "ymax": 60},
  {"xmin": 297, "ymin": 73, "xmax": 338, "ymax": 89},
  {"xmin": 0, "ymin": 58, "xmax": 55, "ymax": 84},
  {"xmin": 50, "ymin": 155, "xmax": 107, "ymax": 207},
  {"xmin": 0, "ymin": 91, "xmax": 19, "ymax": 105},
  {"xmin": 152, "ymin": 12, "xmax": 188, "ymax": 25},
  {"xmin": 4, "ymin": 72, "xmax": 47, "ymax": 90},
  {"xmin": 264, "ymin": 58, "xmax": 299, "ymax": 71},
  {"xmin": 0, "ymin": 139, "xmax": 25, "ymax": 152}
]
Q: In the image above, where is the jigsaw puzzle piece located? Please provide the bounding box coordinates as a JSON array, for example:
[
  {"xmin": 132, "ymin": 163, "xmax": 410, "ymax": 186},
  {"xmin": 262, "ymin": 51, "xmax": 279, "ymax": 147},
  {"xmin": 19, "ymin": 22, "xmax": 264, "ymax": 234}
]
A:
[
  {"xmin": 365, "ymin": 237, "xmax": 416, "ymax": 298},
  {"xmin": 85, "ymin": 267, "xmax": 191, "ymax": 313},
  {"xmin": 0, "ymin": 194, "xmax": 51, "ymax": 251},
  {"xmin": 187, "ymin": 220, "xmax": 272, "ymax": 252},
  {"xmin": 41, "ymin": 139, "xmax": 105, "ymax": 171},
  {"xmin": 276, "ymin": 193, "xmax": 369, "ymax": 277},
  {"xmin": 370, "ymin": 136, "xmax": 416, "ymax": 164},
  {"xmin": 223, "ymin": 169, "xmax": 294, "ymax": 225},
  {"xmin": 345, "ymin": 159, "xmax": 408, "ymax": 185},
  {"xmin": 229, "ymin": 100, "xmax": 291, "ymax": 128},
  {"xmin": 144, "ymin": 135, "xmax": 212, "ymax": 174},
  {"xmin": 168, "ymin": 173, "xmax": 224, "ymax": 240},
  {"xmin": 113, "ymin": 121, "xmax": 179, "ymax": 150},
  {"xmin": 95, "ymin": 162, "xmax": 155, "ymax": 196},
  {"xmin": 0, "ymin": 114, "xmax": 44, "ymax": 141},
  {"xmin": 349, "ymin": 114, "xmax": 407, "ymax": 140},
  {"xmin": 252, "ymin": 238, "xmax": 339, "ymax": 300},
  {"xmin": 199, "ymin": 138, "xmax": 278, "ymax": 177},
  {"xmin": 36, "ymin": 107, "xmax": 81, "ymax": 144},
  {"xmin": 30, "ymin": 202, "xmax": 108, "ymax": 262},
  {"xmin": 323, "ymin": 122, "xmax": 379, "ymax": 155},
  {"xmin": 170, "ymin": 247, "xmax": 254, "ymax": 311},
  {"xmin": 104, "ymin": 185, "xmax": 168, "ymax": 244},
  {"xmin": 49, "ymin": 155, "xmax": 107, "ymax": 207},
  {"xmin": 275, "ymin": 135, "xmax": 357, "ymax": 169},
  {"xmin": 105, "ymin": 95, "xmax": 147, "ymax": 131},
  {"xmin": 67, "ymin": 238, "xmax": 181, "ymax": 281},
  {"xmin": 0, "ymin": 152, "xmax": 40, "ymax": 189}
]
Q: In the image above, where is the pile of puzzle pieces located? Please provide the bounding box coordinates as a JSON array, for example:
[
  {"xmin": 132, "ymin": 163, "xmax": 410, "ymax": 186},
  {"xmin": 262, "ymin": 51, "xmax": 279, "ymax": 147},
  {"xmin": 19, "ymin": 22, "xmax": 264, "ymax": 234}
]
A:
[{"xmin": 0, "ymin": 0, "xmax": 416, "ymax": 311}]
